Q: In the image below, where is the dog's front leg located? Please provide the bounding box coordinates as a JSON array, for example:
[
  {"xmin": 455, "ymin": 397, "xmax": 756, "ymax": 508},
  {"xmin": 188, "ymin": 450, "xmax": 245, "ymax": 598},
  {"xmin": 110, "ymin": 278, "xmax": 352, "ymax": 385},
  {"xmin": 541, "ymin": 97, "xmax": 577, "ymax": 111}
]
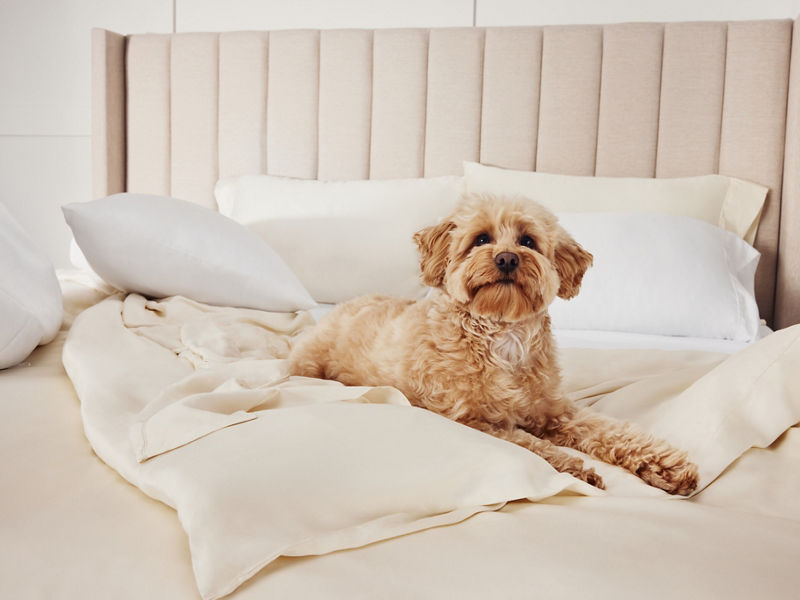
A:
[
  {"xmin": 541, "ymin": 408, "xmax": 699, "ymax": 496},
  {"xmin": 466, "ymin": 420, "xmax": 605, "ymax": 489}
]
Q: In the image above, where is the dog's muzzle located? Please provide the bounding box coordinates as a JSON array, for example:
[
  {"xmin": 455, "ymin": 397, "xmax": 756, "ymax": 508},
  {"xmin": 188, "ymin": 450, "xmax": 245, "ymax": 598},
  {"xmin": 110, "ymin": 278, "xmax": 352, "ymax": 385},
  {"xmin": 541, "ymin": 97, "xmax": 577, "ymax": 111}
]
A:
[{"xmin": 495, "ymin": 252, "xmax": 519, "ymax": 275}]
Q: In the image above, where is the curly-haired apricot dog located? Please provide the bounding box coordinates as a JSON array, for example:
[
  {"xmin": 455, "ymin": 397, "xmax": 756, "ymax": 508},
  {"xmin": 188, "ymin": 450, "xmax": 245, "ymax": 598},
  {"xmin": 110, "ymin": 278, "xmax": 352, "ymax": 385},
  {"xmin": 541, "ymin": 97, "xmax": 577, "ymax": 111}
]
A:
[{"xmin": 289, "ymin": 194, "xmax": 699, "ymax": 495}]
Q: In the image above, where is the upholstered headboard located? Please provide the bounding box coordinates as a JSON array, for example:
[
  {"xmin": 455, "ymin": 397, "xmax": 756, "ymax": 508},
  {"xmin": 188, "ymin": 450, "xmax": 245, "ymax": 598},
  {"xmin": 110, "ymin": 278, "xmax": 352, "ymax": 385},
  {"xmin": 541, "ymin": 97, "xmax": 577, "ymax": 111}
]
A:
[{"xmin": 91, "ymin": 19, "xmax": 800, "ymax": 329}]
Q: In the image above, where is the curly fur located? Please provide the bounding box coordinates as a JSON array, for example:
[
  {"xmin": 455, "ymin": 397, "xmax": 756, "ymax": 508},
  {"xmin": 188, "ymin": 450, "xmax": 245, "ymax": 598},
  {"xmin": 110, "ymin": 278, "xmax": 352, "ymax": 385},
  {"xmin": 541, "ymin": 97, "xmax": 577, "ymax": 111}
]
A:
[{"xmin": 289, "ymin": 193, "xmax": 699, "ymax": 495}]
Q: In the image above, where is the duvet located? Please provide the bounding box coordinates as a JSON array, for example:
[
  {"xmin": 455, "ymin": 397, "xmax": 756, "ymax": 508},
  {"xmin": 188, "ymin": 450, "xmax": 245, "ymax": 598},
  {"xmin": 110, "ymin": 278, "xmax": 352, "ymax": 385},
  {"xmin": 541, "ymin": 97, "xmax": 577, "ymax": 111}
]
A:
[{"xmin": 62, "ymin": 293, "xmax": 800, "ymax": 599}]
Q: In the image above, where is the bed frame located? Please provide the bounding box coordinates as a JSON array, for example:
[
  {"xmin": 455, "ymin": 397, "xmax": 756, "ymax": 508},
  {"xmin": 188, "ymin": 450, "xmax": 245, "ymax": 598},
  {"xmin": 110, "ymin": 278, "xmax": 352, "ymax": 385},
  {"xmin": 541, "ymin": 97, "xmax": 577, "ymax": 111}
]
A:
[{"xmin": 91, "ymin": 19, "xmax": 800, "ymax": 329}]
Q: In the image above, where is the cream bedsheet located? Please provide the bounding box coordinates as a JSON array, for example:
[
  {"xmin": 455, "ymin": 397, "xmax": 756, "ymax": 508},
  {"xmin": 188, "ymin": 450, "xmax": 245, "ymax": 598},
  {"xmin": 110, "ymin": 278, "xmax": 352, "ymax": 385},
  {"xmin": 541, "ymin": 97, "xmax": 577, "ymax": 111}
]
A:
[{"xmin": 57, "ymin": 292, "xmax": 800, "ymax": 599}]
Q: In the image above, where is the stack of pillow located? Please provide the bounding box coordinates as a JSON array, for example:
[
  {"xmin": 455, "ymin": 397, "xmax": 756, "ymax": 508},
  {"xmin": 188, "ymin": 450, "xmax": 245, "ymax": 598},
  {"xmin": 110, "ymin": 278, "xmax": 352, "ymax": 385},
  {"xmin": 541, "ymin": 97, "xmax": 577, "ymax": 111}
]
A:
[{"xmin": 63, "ymin": 161, "xmax": 767, "ymax": 343}]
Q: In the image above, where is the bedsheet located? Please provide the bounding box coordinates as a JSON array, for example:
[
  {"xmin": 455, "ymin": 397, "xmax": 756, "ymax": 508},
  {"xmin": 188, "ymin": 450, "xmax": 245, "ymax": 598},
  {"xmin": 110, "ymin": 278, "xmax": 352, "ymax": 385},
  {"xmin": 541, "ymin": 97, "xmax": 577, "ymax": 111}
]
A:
[
  {"xmin": 59, "ymin": 293, "xmax": 800, "ymax": 599},
  {"xmin": 4, "ymin": 328, "xmax": 799, "ymax": 599}
]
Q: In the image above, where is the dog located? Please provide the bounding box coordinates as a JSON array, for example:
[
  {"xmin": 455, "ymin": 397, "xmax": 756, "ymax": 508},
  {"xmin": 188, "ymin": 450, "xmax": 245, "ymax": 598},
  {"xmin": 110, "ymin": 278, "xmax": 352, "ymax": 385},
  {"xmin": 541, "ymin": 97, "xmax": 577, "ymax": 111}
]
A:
[{"xmin": 289, "ymin": 193, "xmax": 699, "ymax": 495}]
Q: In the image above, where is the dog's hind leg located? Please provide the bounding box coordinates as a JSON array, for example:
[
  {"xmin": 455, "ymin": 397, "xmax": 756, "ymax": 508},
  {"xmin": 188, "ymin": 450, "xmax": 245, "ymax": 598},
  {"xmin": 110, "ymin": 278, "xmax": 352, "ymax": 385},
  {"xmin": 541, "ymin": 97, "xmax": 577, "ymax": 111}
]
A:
[
  {"xmin": 287, "ymin": 335, "xmax": 328, "ymax": 379},
  {"xmin": 467, "ymin": 420, "xmax": 605, "ymax": 489},
  {"xmin": 541, "ymin": 408, "xmax": 698, "ymax": 496}
]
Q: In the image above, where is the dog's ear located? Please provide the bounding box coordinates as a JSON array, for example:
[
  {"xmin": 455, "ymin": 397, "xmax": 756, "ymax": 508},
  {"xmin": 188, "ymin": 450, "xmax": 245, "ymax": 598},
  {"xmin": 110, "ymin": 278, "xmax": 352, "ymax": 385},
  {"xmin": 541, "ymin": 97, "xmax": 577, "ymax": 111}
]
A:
[
  {"xmin": 553, "ymin": 226, "xmax": 593, "ymax": 299},
  {"xmin": 413, "ymin": 221, "xmax": 455, "ymax": 287}
]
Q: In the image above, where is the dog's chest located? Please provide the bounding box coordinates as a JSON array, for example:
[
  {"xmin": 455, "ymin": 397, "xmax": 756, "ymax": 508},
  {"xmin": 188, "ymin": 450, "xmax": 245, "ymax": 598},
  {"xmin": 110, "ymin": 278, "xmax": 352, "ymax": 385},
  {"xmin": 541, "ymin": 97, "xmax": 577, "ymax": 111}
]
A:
[{"xmin": 491, "ymin": 329, "xmax": 528, "ymax": 366}]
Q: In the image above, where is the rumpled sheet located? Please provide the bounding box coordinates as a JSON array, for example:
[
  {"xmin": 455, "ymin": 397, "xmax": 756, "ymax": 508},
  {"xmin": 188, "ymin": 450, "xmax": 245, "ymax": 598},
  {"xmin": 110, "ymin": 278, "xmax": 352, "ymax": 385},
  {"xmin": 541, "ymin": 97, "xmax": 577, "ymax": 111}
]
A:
[{"xmin": 62, "ymin": 294, "xmax": 800, "ymax": 600}]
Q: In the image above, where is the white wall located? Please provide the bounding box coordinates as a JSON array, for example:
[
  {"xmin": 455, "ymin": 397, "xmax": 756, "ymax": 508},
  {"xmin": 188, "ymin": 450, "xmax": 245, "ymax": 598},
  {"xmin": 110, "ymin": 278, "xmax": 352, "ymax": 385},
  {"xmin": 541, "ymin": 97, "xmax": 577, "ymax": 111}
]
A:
[
  {"xmin": 1, "ymin": 0, "xmax": 798, "ymax": 268},
  {"xmin": 0, "ymin": 0, "xmax": 172, "ymax": 268},
  {"xmin": 477, "ymin": 0, "xmax": 800, "ymax": 26}
]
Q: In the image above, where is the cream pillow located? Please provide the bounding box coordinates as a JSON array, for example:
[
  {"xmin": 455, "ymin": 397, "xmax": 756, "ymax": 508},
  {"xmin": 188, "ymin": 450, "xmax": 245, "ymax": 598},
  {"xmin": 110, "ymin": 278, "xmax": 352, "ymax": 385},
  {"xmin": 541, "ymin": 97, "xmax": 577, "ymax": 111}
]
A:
[
  {"xmin": 463, "ymin": 162, "xmax": 768, "ymax": 244},
  {"xmin": 215, "ymin": 175, "xmax": 462, "ymax": 303}
]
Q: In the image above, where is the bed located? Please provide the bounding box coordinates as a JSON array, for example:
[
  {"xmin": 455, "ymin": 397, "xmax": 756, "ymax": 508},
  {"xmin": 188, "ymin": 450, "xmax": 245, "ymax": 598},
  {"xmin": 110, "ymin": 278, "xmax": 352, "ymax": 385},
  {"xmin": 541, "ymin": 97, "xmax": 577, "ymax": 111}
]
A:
[{"xmin": 3, "ymin": 17, "xmax": 800, "ymax": 599}]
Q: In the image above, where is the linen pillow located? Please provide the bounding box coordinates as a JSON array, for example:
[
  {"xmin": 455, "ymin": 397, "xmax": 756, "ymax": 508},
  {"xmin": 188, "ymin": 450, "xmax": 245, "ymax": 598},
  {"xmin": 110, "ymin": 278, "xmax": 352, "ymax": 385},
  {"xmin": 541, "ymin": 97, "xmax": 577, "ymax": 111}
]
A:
[
  {"xmin": 214, "ymin": 175, "xmax": 462, "ymax": 303},
  {"xmin": 550, "ymin": 212, "xmax": 760, "ymax": 341},
  {"xmin": 62, "ymin": 193, "xmax": 316, "ymax": 312},
  {"xmin": 463, "ymin": 162, "xmax": 768, "ymax": 244},
  {"xmin": 0, "ymin": 202, "xmax": 62, "ymax": 369}
]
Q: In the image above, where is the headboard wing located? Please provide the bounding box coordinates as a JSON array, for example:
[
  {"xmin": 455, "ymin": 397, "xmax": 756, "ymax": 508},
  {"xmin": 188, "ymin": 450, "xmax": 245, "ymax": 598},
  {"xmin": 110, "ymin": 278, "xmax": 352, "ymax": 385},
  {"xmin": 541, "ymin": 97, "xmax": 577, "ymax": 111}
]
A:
[{"xmin": 92, "ymin": 20, "xmax": 799, "ymax": 328}]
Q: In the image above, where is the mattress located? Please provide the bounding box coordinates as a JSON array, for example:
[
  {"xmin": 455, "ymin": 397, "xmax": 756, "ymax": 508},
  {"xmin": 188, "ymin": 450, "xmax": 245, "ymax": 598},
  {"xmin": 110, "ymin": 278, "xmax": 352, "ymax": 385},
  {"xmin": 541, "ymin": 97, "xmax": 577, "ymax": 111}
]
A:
[{"xmin": 2, "ymin": 277, "xmax": 797, "ymax": 599}]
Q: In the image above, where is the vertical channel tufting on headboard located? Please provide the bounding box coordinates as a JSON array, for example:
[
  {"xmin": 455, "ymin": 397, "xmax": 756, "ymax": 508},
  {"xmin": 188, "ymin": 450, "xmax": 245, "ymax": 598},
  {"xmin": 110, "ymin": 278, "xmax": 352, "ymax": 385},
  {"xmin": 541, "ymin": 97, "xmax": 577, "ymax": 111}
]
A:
[
  {"xmin": 536, "ymin": 26, "xmax": 602, "ymax": 176},
  {"xmin": 717, "ymin": 21, "xmax": 792, "ymax": 327},
  {"xmin": 91, "ymin": 28, "xmax": 126, "ymax": 200},
  {"xmin": 125, "ymin": 33, "xmax": 171, "ymax": 197},
  {"xmin": 317, "ymin": 30, "xmax": 373, "ymax": 181},
  {"xmin": 424, "ymin": 28, "xmax": 485, "ymax": 177},
  {"xmin": 92, "ymin": 20, "xmax": 799, "ymax": 327},
  {"xmin": 218, "ymin": 31, "xmax": 269, "ymax": 180},
  {"xmin": 594, "ymin": 23, "xmax": 663, "ymax": 178},
  {"xmin": 480, "ymin": 27, "xmax": 542, "ymax": 171},
  {"xmin": 776, "ymin": 18, "xmax": 800, "ymax": 329},
  {"xmin": 370, "ymin": 29, "xmax": 428, "ymax": 179},
  {"xmin": 171, "ymin": 33, "xmax": 220, "ymax": 208},
  {"xmin": 266, "ymin": 30, "xmax": 320, "ymax": 180},
  {"xmin": 655, "ymin": 22, "xmax": 727, "ymax": 178}
]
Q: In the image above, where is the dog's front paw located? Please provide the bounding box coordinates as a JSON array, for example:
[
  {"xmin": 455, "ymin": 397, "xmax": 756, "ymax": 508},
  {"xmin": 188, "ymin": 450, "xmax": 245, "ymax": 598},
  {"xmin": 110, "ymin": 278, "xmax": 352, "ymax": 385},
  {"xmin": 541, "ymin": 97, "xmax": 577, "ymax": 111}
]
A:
[
  {"xmin": 578, "ymin": 467, "xmax": 605, "ymax": 490},
  {"xmin": 563, "ymin": 461, "xmax": 605, "ymax": 490},
  {"xmin": 634, "ymin": 448, "xmax": 699, "ymax": 496}
]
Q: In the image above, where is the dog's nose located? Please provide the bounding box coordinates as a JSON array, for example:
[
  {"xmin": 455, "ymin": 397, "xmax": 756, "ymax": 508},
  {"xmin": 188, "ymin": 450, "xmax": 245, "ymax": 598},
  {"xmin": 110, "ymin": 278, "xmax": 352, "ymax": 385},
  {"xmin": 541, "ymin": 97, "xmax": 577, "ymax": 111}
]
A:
[{"xmin": 495, "ymin": 252, "xmax": 519, "ymax": 274}]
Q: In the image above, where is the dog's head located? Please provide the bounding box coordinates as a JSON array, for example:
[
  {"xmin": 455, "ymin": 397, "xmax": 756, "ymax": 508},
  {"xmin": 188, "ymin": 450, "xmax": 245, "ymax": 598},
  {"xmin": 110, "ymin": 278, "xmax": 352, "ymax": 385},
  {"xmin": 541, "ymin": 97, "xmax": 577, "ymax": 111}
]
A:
[{"xmin": 413, "ymin": 194, "xmax": 593, "ymax": 322}]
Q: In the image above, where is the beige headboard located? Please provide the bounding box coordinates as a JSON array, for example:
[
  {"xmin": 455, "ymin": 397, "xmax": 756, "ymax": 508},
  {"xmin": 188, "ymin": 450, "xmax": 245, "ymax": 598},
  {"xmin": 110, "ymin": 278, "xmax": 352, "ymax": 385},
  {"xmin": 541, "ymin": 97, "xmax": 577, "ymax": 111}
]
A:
[{"xmin": 91, "ymin": 20, "xmax": 800, "ymax": 329}]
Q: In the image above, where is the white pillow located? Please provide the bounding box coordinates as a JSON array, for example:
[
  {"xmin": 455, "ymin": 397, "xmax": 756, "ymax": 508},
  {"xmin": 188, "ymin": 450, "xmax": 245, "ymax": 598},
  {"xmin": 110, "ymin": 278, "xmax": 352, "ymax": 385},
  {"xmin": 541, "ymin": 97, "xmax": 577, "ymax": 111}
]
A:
[
  {"xmin": 463, "ymin": 162, "xmax": 768, "ymax": 244},
  {"xmin": 62, "ymin": 194, "xmax": 316, "ymax": 312},
  {"xmin": 215, "ymin": 175, "xmax": 462, "ymax": 303},
  {"xmin": 0, "ymin": 202, "xmax": 62, "ymax": 369},
  {"xmin": 550, "ymin": 212, "xmax": 760, "ymax": 341}
]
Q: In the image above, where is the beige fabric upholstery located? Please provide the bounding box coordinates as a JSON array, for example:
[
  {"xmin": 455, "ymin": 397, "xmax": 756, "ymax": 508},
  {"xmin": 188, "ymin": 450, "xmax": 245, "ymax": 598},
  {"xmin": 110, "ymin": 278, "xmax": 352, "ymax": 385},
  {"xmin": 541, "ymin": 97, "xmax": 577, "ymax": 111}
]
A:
[
  {"xmin": 318, "ymin": 30, "xmax": 372, "ymax": 181},
  {"xmin": 91, "ymin": 29, "xmax": 126, "ymax": 200},
  {"xmin": 126, "ymin": 34, "xmax": 171, "ymax": 197},
  {"xmin": 370, "ymin": 29, "xmax": 428, "ymax": 179},
  {"xmin": 718, "ymin": 21, "xmax": 792, "ymax": 329},
  {"xmin": 218, "ymin": 32, "xmax": 269, "ymax": 180},
  {"xmin": 777, "ymin": 19, "xmax": 800, "ymax": 329},
  {"xmin": 91, "ymin": 19, "xmax": 799, "ymax": 326},
  {"xmin": 480, "ymin": 28, "xmax": 542, "ymax": 171},
  {"xmin": 424, "ymin": 28, "xmax": 484, "ymax": 177},
  {"xmin": 656, "ymin": 22, "xmax": 727, "ymax": 178},
  {"xmin": 536, "ymin": 26, "xmax": 602, "ymax": 176},
  {"xmin": 595, "ymin": 23, "xmax": 663, "ymax": 177},
  {"xmin": 171, "ymin": 34, "xmax": 220, "ymax": 208},
  {"xmin": 267, "ymin": 30, "xmax": 320, "ymax": 180}
]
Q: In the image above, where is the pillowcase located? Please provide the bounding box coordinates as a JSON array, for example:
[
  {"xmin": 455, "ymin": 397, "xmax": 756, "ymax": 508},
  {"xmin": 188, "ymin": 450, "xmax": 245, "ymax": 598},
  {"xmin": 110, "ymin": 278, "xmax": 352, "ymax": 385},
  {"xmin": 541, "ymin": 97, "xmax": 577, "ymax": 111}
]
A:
[
  {"xmin": 62, "ymin": 193, "xmax": 316, "ymax": 312},
  {"xmin": 549, "ymin": 212, "xmax": 760, "ymax": 341},
  {"xmin": 215, "ymin": 175, "xmax": 462, "ymax": 303},
  {"xmin": 0, "ymin": 202, "xmax": 62, "ymax": 369},
  {"xmin": 463, "ymin": 162, "xmax": 768, "ymax": 244}
]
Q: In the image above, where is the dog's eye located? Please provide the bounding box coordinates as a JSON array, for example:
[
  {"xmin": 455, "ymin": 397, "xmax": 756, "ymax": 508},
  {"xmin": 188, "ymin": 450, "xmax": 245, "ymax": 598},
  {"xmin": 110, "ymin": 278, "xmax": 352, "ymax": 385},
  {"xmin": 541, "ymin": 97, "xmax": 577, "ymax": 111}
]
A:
[
  {"xmin": 519, "ymin": 235, "xmax": 536, "ymax": 250},
  {"xmin": 473, "ymin": 233, "xmax": 491, "ymax": 247}
]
